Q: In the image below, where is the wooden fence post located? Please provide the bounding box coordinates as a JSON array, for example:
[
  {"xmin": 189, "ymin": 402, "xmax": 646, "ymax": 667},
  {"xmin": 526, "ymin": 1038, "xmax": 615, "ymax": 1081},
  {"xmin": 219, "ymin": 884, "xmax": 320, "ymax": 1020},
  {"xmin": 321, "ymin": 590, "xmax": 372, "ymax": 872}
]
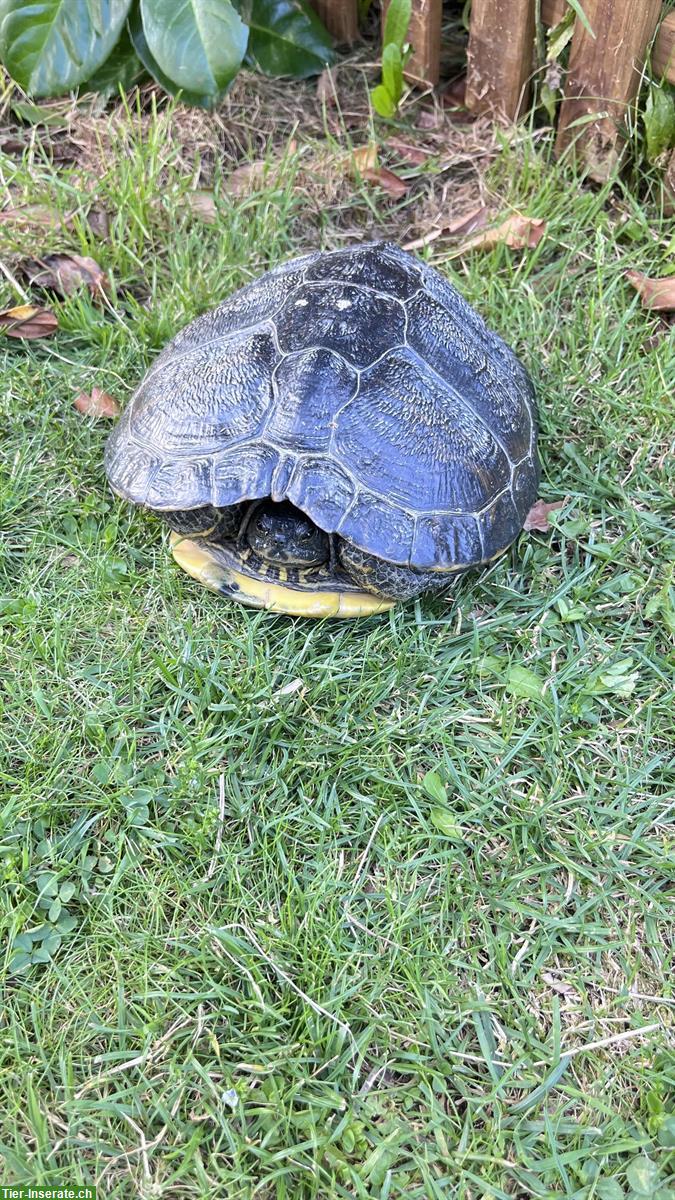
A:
[
  {"xmin": 555, "ymin": 0, "xmax": 663, "ymax": 180},
  {"xmin": 310, "ymin": 0, "xmax": 358, "ymax": 45},
  {"xmin": 465, "ymin": 0, "xmax": 536, "ymax": 121},
  {"xmin": 382, "ymin": 0, "xmax": 443, "ymax": 87}
]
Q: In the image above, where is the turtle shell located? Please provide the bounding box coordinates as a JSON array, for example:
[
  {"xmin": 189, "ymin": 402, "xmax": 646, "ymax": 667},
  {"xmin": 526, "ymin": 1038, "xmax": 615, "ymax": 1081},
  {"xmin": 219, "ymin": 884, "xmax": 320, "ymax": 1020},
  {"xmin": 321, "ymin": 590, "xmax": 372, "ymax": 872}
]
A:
[{"xmin": 104, "ymin": 242, "xmax": 539, "ymax": 570}]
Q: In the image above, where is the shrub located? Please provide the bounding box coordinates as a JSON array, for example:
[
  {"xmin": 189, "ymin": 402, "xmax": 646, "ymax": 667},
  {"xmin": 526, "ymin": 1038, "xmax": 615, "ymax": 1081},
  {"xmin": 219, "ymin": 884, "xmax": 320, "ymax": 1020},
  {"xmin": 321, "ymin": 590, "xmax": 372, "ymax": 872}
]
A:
[{"xmin": 0, "ymin": 0, "xmax": 335, "ymax": 106}]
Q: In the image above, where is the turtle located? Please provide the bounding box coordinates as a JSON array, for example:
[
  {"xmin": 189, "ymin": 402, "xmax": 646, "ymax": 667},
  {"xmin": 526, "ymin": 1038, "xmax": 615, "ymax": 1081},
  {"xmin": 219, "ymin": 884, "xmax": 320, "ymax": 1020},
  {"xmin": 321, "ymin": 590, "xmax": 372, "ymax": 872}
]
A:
[{"xmin": 104, "ymin": 241, "xmax": 539, "ymax": 617}]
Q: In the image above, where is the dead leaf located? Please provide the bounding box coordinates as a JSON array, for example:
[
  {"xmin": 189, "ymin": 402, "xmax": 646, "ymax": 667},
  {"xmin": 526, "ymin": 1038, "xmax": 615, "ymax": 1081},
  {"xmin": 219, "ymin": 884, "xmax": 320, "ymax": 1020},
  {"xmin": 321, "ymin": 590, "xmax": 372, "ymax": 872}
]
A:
[
  {"xmin": 542, "ymin": 972, "xmax": 579, "ymax": 998},
  {"xmin": 22, "ymin": 253, "xmax": 109, "ymax": 298},
  {"xmin": 0, "ymin": 204, "xmax": 68, "ymax": 230},
  {"xmin": 184, "ymin": 190, "xmax": 217, "ymax": 223},
  {"xmin": 626, "ymin": 269, "xmax": 675, "ymax": 312},
  {"xmin": 362, "ymin": 167, "xmax": 408, "ymax": 199},
  {"xmin": 386, "ymin": 137, "xmax": 429, "ymax": 166},
  {"xmin": 0, "ymin": 303, "xmax": 58, "ymax": 339},
  {"xmin": 350, "ymin": 144, "xmax": 379, "ymax": 174},
  {"xmin": 415, "ymin": 108, "xmax": 440, "ymax": 130},
  {"xmin": 227, "ymin": 161, "xmax": 267, "ymax": 195},
  {"xmin": 459, "ymin": 214, "xmax": 547, "ymax": 253},
  {"xmin": 316, "ymin": 67, "xmax": 337, "ymax": 105},
  {"xmin": 73, "ymin": 388, "xmax": 120, "ymax": 419},
  {"xmin": 404, "ymin": 207, "xmax": 488, "ymax": 252},
  {"xmin": 87, "ymin": 208, "xmax": 111, "ymax": 239},
  {"xmin": 523, "ymin": 499, "xmax": 565, "ymax": 532},
  {"xmin": 447, "ymin": 206, "xmax": 489, "ymax": 237}
]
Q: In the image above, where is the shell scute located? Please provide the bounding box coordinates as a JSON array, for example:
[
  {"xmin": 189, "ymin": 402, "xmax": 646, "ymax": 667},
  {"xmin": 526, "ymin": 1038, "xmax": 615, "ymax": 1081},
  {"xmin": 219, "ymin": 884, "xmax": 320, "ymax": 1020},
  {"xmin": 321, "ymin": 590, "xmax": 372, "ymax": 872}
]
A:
[
  {"xmin": 334, "ymin": 349, "xmax": 511, "ymax": 513},
  {"xmin": 266, "ymin": 348, "xmax": 357, "ymax": 452},
  {"xmin": 305, "ymin": 242, "xmax": 422, "ymax": 299},
  {"xmin": 275, "ymin": 281, "xmax": 406, "ymax": 369}
]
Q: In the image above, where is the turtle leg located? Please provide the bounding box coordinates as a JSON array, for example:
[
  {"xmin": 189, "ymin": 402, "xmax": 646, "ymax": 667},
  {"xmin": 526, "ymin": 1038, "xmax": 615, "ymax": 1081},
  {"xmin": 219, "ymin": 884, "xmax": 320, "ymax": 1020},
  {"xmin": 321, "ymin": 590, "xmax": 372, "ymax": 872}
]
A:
[
  {"xmin": 338, "ymin": 541, "xmax": 455, "ymax": 601},
  {"xmin": 161, "ymin": 503, "xmax": 245, "ymax": 541}
]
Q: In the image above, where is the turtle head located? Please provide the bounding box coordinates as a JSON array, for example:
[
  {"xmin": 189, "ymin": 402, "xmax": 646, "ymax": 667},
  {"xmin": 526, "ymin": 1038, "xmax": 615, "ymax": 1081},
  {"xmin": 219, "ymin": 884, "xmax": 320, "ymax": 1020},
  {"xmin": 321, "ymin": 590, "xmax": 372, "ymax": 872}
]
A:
[{"xmin": 246, "ymin": 500, "xmax": 329, "ymax": 568}]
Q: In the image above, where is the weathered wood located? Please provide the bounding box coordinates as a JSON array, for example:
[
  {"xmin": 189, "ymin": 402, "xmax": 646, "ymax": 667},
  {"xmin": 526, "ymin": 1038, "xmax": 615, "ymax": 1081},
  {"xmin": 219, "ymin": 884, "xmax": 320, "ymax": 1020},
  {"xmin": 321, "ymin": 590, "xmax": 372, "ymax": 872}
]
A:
[
  {"xmin": 310, "ymin": 0, "xmax": 358, "ymax": 45},
  {"xmin": 382, "ymin": 0, "xmax": 443, "ymax": 87},
  {"xmin": 651, "ymin": 11, "xmax": 675, "ymax": 83},
  {"xmin": 541, "ymin": 0, "xmax": 567, "ymax": 26},
  {"xmin": 465, "ymin": 0, "xmax": 537, "ymax": 121},
  {"xmin": 555, "ymin": 0, "xmax": 663, "ymax": 178},
  {"xmin": 543, "ymin": 1, "xmax": 675, "ymax": 86}
]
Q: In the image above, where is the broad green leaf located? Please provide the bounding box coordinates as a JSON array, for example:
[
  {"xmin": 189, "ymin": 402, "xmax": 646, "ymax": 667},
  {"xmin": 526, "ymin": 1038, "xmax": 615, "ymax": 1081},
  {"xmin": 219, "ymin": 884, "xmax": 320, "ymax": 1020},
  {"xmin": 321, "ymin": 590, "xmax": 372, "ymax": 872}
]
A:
[
  {"xmin": 128, "ymin": 6, "xmax": 223, "ymax": 106},
  {"xmin": 546, "ymin": 7, "xmax": 575, "ymax": 61},
  {"xmin": 381, "ymin": 41, "xmax": 402, "ymax": 105},
  {"xmin": 36, "ymin": 871, "xmax": 58, "ymax": 898},
  {"xmin": 626, "ymin": 1158, "xmax": 660, "ymax": 1197},
  {"xmin": 506, "ymin": 665, "xmax": 545, "ymax": 701},
  {"xmin": 0, "ymin": 0, "xmax": 132, "ymax": 95},
  {"xmin": 241, "ymin": 0, "xmax": 334, "ymax": 78},
  {"xmin": 57, "ymin": 913, "xmax": 78, "ymax": 933},
  {"xmin": 430, "ymin": 808, "xmax": 463, "ymax": 839},
  {"xmin": 8, "ymin": 953, "xmax": 32, "ymax": 974},
  {"xmin": 421, "ymin": 769, "xmax": 447, "ymax": 804},
  {"xmin": 596, "ymin": 1180, "xmax": 625, "ymax": 1200},
  {"xmin": 81, "ymin": 25, "xmax": 147, "ymax": 94},
  {"xmin": 657, "ymin": 1115, "xmax": 675, "ymax": 1148},
  {"xmin": 383, "ymin": 0, "xmax": 411, "ymax": 52},
  {"xmin": 540, "ymin": 81, "xmax": 559, "ymax": 123},
  {"xmin": 140, "ymin": 0, "xmax": 248, "ymax": 96},
  {"xmin": 48, "ymin": 898, "xmax": 62, "ymax": 923},
  {"xmin": 59, "ymin": 881, "xmax": 77, "ymax": 902},
  {"xmin": 563, "ymin": 0, "xmax": 594, "ymax": 38},
  {"xmin": 370, "ymin": 83, "xmax": 396, "ymax": 118},
  {"xmin": 644, "ymin": 85, "xmax": 675, "ymax": 165}
]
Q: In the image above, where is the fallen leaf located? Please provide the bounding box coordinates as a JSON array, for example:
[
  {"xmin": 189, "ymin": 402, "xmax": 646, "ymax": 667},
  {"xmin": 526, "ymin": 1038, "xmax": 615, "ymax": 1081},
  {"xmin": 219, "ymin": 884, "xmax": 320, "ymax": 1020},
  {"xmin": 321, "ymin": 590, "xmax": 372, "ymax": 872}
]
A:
[
  {"xmin": 0, "ymin": 304, "xmax": 58, "ymax": 339},
  {"xmin": 73, "ymin": 388, "xmax": 120, "ymax": 419},
  {"xmin": 362, "ymin": 166, "xmax": 408, "ymax": 199},
  {"xmin": 227, "ymin": 161, "xmax": 267, "ymax": 195},
  {"xmin": 459, "ymin": 214, "xmax": 547, "ymax": 253},
  {"xmin": 316, "ymin": 67, "xmax": 337, "ymax": 105},
  {"xmin": 415, "ymin": 108, "xmax": 440, "ymax": 130},
  {"xmin": 351, "ymin": 143, "xmax": 379, "ymax": 174},
  {"xmin": 0, "ymin": 204, "xmax": 68, "ymax": 230},
  {"xmin": 448, "ymin": 206, "xmax": 489, "ymax": 237},
  {"xmin": 386, "ymin": 137, "xmax": 429, "ymax": 166},
  {"xmin": 22, "ymin": 253, "xmax": 109, "ymax": 298},
  {"xmin": 542, "ymin": 972, "xmax": 579, "ymax": 998},
  {"xmin": 524, "ymin": 499, "xmax": 565, "ymax": 532},
  {"xmin": 87, "ymin": 208, "xmax": 111, "ymax": 239},
  {"xmin": 626, "ymin": 269, "xmax": 675, "ymax": 312},
  {"xmin": 184, "ymin": 190, "xmax": 217, "ymax": 223},
  {"xmin": 1, "ymin": 138, "xmax": 29, "ymax": 154},
  {"xmin": 404, "ymin": 206, "xmax": 488, "ymax": 252}
]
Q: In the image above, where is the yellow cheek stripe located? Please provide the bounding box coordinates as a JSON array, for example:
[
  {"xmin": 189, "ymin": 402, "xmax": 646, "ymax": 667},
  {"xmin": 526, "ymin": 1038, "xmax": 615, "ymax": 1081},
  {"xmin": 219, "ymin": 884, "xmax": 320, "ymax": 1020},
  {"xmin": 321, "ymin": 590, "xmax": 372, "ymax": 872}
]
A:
[{"xmin": 169, "ymin": 534, "xmax": 394, "ymax": 618}]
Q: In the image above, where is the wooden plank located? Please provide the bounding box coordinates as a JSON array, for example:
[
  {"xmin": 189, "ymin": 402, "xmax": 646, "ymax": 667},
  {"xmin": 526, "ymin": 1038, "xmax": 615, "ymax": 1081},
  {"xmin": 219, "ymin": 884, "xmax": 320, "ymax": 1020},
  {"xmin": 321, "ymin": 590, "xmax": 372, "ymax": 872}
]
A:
[
  {"xmin": 382, "ymin": 0, "xmax": 443, "ymax": 87},
  {"xmin": 465, "ymin": 0, "xmax": 537, "ymax": 121},
  {"xmin": 652, "ymin": 11, "xmax": 675, "ymax": 83},
  {"xmin": 543, "ymin": 1, "xmax": 675, "ymax": 86},
  {"xmin": 541, "ymin": 0, "xmax": 567, "ymax": 25},
  {"xmin": 310, "ymin": 0, "xmax": 358, "ymax": 45},
  {"xmin": 555, "ymin": 0, "xmax": 663, "ymax": 178}
]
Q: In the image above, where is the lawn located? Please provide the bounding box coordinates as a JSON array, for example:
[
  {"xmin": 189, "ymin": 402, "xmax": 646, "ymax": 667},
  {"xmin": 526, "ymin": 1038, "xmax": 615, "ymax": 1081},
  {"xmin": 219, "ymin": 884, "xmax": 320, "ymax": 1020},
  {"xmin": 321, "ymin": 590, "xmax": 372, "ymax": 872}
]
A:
[{"xmin": 1, "ymin": 72, "xmax": 674, "ymax": 1200}]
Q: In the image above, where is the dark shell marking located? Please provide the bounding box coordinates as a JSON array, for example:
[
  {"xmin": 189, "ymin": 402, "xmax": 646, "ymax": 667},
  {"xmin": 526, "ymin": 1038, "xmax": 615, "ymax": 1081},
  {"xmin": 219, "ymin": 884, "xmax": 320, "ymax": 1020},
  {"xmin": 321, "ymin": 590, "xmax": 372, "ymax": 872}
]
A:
[{"xmin": 105, "ymin": 242, "xmax": 538, "ymax": 570}]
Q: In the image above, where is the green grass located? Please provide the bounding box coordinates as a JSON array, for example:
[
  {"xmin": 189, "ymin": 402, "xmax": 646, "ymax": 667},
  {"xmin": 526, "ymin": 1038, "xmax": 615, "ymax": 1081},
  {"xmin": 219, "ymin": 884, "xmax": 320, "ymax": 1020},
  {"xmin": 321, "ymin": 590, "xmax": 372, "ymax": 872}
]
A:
[{"xmin": 1, "ymin": 89, "xmax": 674, "ymax": 1200}]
